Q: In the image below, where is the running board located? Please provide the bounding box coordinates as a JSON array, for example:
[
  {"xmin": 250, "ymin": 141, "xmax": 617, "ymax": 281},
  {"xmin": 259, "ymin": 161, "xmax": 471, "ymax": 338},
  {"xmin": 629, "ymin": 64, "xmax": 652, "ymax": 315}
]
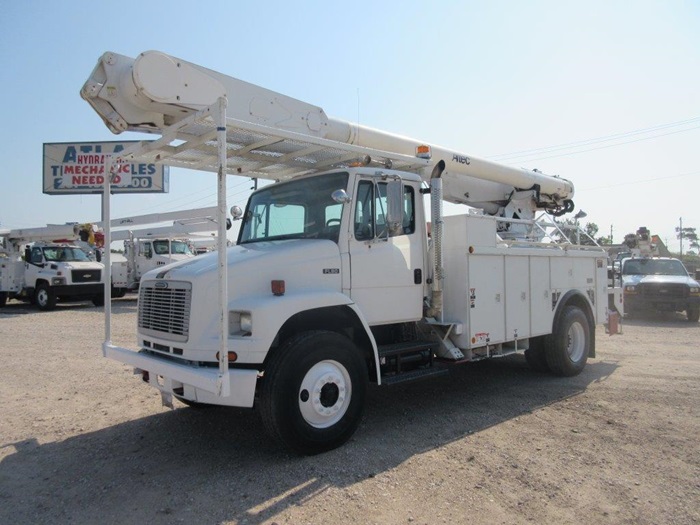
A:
[{"xmin": 381, "ymin": 366, "xmax": 449, "ymax": 386}]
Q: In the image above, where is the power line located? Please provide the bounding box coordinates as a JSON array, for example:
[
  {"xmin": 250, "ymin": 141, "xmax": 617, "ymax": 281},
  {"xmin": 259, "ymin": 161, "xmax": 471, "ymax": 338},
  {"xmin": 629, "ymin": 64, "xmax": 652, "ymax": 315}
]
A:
[
  {"xmin": 488, "ymin": 116, "xmax": 700, "ymax": 163},
  {"xmin": 577, "ymin": 169, "xmax": 700, "ymax": 192}
]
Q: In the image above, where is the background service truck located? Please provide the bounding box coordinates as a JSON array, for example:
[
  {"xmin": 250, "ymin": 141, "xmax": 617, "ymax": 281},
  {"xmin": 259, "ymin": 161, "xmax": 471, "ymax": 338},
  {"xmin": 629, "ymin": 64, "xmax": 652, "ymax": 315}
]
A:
[{"xmin": 0, "ymin": 224, "xmax": 104, "ymax": 310}]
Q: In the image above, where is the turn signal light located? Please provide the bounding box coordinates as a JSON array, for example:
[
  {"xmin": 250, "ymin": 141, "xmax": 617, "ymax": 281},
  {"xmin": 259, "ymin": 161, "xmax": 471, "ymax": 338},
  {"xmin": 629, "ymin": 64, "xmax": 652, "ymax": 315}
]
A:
[
  {"xmin": 215, "ymin": 351, "xmax": 239, "ymax": 362},
  {"xmin": 271, "ymin": 280, "xmax": 285, "ymax": 296}
]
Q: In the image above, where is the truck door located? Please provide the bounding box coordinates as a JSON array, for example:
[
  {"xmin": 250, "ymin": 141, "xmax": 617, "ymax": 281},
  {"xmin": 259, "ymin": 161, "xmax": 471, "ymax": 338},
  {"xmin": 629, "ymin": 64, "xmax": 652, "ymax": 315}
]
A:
[
  {"xmin": 348, "ymin": 178, "xmax": 423, "ymax": 324},
  {"xmin": 23, "ymin": 246, "xmax": 45, "ymax": 286}
]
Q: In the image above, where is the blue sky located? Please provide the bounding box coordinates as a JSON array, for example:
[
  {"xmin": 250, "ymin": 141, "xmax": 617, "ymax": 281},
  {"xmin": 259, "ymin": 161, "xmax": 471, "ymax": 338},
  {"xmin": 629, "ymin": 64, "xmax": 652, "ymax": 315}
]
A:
[{"xmin": 1, "ymin": 1, "xmax": 698, "ymax": 251}]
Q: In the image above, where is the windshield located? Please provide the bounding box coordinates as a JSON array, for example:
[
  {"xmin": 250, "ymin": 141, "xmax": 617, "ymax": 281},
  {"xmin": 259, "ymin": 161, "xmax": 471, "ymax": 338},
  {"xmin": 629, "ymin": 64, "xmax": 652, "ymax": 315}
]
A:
[
  {"xmin": 152, "ymin": 240, "xmax": 194, "ymax": 256},
  {"xmin": 43, "ymin": 246, "xmax": 91, "ymax": 262},
  {"xmin": 622, "ymin": 259, "xmax": 688, "ymax": 277},
  {"xmin": 239, "ymin": 172, "xmax": 349, "ymax": 244}
]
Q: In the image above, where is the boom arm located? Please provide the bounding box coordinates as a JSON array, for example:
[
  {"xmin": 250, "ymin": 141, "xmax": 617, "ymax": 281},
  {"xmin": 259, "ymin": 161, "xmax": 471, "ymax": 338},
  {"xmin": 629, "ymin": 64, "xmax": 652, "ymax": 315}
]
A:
[{"xmin": 82, "ymin": 51, "xmax": 574, "ymax": 217}]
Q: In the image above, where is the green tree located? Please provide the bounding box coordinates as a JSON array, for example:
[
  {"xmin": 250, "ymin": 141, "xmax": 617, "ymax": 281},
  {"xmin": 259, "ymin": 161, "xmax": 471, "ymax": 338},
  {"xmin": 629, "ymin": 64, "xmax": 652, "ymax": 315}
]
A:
[{"xmin": 676, "ymin": 226, "xmax": 699, "ymax": 255}]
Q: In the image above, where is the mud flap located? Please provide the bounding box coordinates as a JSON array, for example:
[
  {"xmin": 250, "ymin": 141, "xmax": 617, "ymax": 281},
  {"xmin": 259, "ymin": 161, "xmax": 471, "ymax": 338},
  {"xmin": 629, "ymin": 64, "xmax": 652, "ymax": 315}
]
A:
[{"xmin": 160, "ymin": 391, "xmax": 174, "ymax": 409}]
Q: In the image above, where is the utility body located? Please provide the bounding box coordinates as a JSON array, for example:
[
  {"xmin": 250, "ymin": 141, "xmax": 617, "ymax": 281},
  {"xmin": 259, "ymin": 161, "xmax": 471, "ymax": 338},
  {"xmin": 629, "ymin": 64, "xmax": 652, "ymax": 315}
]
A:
[
  {"xmin": 0, "ymin": 224, "xmax": 104, "ymax": 310},
  {"xmin": 82, "ymin": 50, "xmax": 617, "ymax": 453}
]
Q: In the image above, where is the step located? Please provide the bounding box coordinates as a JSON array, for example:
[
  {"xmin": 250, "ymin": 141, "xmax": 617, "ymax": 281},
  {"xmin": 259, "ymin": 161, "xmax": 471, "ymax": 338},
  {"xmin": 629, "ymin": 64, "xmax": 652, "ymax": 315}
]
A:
[
  {"xmin": 377, "ymin": 340, "xmax": 438, "ymax": 359},
  {"xmin": 380, "ymin": 366, "xmax": 449, "ymax": 386}
]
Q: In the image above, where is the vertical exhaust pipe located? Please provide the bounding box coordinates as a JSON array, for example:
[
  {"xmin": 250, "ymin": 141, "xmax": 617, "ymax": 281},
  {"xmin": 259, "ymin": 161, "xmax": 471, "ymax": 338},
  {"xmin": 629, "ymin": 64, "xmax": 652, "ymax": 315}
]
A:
[{"xmin": 426, "ymin": 160, "xmax": 446, "ymax": 322}]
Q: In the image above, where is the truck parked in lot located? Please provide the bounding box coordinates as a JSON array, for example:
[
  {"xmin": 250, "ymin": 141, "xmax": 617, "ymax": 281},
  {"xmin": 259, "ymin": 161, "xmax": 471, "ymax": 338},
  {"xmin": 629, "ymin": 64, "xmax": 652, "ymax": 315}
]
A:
[
  {"xmin": 621, "ymin": 257, "xmax": 700, "ymax": 322},
  {"xmin": 105, "ymin": 207, "xmax": 220, "ymax": 295},
  {"xmin": 82, "ymin": 50, "xmax": 620, "ymax": 453},
  {"xmin": 0, "ymin": 224, "xmax": 104, "ymax": 310}
]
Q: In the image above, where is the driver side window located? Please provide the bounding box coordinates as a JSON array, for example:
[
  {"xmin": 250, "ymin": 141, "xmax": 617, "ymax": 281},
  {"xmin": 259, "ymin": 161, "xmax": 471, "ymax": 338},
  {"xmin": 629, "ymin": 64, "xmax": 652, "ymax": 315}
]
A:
[{"xmin": 353, "ymin": 180, "xmax": 415, "ymax": 240}]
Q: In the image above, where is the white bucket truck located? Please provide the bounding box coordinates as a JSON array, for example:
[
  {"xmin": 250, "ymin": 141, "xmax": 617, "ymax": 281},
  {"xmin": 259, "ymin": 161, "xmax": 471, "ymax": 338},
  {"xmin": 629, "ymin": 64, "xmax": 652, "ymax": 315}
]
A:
[
  {"xmin": 82, "ymin": 51, "xmax": 616, "ymax": 453},
  {"xmin": 0, "ymin": 224, "xmax": 104, "ymax": 310},
  {"xmin": 104, "ymin": 207, "xmax": 220, "ymax": 295}
]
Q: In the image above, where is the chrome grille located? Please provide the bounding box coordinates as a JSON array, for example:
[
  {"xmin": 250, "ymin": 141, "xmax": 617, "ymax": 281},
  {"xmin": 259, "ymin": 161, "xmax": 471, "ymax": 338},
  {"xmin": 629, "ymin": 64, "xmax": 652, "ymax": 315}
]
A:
[
  {"xmin": 638, "ymin": 283, "xmax": 687, "ymax": 299},
  {"xmin": 138, "ymin": 281, "xmax": 192, "ymax": 342}
]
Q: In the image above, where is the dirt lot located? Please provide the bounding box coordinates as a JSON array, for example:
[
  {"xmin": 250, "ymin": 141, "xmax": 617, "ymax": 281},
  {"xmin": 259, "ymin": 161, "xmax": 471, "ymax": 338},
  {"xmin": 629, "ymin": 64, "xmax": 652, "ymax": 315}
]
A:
[{"xmin": 1, "ymin": 297, "xmax": 698, "ymax": 525}]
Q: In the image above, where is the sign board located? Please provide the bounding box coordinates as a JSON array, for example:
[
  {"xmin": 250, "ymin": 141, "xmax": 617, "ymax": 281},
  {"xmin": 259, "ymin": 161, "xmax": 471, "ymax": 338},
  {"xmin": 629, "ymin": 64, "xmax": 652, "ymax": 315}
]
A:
[{"xmin": 43, "ymin": 141, "xmax": 169, "ymax": 195}]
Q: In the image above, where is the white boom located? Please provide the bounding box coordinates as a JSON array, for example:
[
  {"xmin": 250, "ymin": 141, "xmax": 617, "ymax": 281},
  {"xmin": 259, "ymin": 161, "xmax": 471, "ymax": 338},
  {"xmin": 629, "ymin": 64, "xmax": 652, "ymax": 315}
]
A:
[
  {"xmin": 3, "ymin": 224, "xmax": 84, "ymax": 244},
  {"xmin": 82, "ymin": 51, "xmax": 575, "ymax": 218},
  {"xmin": 96, "ymin": 206, "xmax": 218, "ymax": 229}
]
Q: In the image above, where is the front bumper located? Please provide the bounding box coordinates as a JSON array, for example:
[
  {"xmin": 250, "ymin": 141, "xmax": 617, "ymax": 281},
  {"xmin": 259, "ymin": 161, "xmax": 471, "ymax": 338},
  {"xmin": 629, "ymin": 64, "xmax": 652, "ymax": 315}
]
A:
[
  {"xmin": 103, "ymin": 343, "xmax": 259, "ymax": 407},
  {"xmin": 624, "ymin": 294, "xmax": 700, "ymax": 312},
  {"xmin": 53, "ymin": 283, "xmax": 103, "ymax": 297}
]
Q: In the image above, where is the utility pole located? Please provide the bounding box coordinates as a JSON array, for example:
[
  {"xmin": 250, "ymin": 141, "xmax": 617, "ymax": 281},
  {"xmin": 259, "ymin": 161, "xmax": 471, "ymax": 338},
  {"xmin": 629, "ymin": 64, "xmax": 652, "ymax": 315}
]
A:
[
  {"xmin": 679, "ymin": 217, "xmax": 683, "ymax": 258},
  {"xmin": 609, "ymin": 224, "xmax": 613, "ymax": 244}
]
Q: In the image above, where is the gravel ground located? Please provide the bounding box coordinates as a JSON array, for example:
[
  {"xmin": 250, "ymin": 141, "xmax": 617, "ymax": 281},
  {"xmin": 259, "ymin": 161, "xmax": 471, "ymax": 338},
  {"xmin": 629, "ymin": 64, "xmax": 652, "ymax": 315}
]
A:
[{"xmin": 1, "ymin": 297, "xmax": 699, "ymax": 525}]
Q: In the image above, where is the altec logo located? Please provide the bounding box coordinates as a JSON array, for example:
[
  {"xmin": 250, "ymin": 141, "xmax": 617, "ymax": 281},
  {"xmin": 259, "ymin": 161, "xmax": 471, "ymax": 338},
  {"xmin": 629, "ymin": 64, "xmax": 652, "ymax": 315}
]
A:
[{"xmin": 452, "ymin": 154, "xmax": 471, "ymax": 165}]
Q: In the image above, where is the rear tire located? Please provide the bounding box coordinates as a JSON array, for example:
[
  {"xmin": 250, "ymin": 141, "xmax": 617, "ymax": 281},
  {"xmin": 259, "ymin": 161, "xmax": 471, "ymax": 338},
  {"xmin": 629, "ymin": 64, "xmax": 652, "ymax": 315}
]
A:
[
  {"xmin": 687, "ymin": 306, "xmax": 700, "ymax": 323},
  {"xmin": 544, "ymin": 305, "xmax": 590, "ymax": 377},
  {"xmin": 35, "ymin": 283, "xmax": 57, "ymax": 311},
  {"xmin": 259, "ymin": 330, "xmax": 368, "ymax": 455}
]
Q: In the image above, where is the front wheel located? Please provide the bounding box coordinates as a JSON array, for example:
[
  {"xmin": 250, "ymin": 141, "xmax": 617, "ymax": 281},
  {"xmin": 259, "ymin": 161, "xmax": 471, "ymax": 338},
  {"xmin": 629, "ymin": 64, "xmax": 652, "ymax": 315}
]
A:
[
  {"xmin": 92, "ymin": 294, "xmax": 105, "ymax": 307},
  {"xmin": 35, "ymin": 283, "xmax": 57, "ymax": 311},
  {"xmin": 687, "ymin": 306, "xmax": 700, "ymax": 323},
  {"xmin": 259, "ymin": 330, "xmax": 368, "ymax": 455},
  {"xmin": 544, "ymin": 305, "xmax": 590, "ymax": 377},
  {"xmin": 0, "ymin": 292, "xmax": 7, "ymax": 308}
]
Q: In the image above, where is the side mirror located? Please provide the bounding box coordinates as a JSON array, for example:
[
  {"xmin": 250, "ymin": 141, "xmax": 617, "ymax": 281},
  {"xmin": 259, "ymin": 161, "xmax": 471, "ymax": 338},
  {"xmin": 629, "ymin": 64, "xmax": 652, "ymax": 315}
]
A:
[
  {"xmin": 332, "ymin": 189, "xmax": 351, "ymax": 204},
  {"xmin": 386, "ymin": 179, "xmax": 404, "ymax": 235},
  {"xmin": 231, "ymin": 205, "xmax": 243, "ymax": 220}
]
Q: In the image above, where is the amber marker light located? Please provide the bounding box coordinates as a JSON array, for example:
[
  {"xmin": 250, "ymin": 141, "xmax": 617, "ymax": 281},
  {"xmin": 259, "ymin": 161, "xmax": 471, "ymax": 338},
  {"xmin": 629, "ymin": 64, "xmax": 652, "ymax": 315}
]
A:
[
  {"xmin": 271, "ymin": 280, "xmax": 285, "ymax": 296},
  {"xmin": 216, "ymin": 351, "xmax": 239, "ymax": 362}
]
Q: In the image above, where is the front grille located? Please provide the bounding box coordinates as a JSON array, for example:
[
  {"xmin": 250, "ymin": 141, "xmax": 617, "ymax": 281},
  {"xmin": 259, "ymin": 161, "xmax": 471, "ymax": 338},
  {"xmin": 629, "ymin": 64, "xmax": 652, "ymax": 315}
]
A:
[
  {"xmin": 138, "ymin": 281, "xmax": 192, "ymax": 342},
  {"xmin": 72, "ymin": 269, "xmax": 101, "ymax": 283},
  {"xmin": 638, "ymin": 283, "xmax": 687, "ymax": 299}
]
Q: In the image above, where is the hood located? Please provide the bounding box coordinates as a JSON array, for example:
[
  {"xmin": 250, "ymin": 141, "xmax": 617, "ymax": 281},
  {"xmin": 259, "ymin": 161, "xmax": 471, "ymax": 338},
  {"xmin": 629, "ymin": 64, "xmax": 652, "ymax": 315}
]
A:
[
  {"xmin": 622, "ymin": 274, "xmax": 697, "ymax": 287},
  {"xmin": 142, "ymin": 239, "xmax": 343, "ymax": 299}
]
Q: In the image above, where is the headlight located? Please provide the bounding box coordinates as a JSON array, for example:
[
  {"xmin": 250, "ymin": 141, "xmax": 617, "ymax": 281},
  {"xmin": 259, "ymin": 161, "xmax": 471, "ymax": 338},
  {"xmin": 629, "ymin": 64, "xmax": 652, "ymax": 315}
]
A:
[
  {"xmin": 52, "ymin": 277, "xmax": 66, "ymax": 286},
  {"xmin": 690, "ymin": 287, "xmax": 700, "ymax": 295},
  {"xmin": 229, "ymin": 311, "xmax": 252, "ymax": 336},
  {"xmin": 624, "ymin": 285, "xmax": 636, "ymax": 293}
]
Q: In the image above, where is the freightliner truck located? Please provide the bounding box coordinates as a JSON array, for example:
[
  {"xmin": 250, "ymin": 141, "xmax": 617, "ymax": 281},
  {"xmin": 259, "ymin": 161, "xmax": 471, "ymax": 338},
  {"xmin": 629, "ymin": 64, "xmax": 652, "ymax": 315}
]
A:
[{"xmin": 81, "ymin": 50, "xmax": 619, "ymax": 453}]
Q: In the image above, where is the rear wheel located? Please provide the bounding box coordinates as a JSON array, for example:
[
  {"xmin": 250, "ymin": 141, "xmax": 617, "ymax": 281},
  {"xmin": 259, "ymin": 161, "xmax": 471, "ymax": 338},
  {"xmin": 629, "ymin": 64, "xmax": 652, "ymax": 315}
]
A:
[
  {"xmin": 259, "ymin": 330, "xmax": 368, "ymax": 455},
  {"xmin": 687, "ymin": 306, "xmax": 700, "ymax": 323},
  {"xmin": 544, "ymin": 305, "xmax": 590, "ymax": 377},
  {"xmin": 35, "ymin": 283, "xmax": 57, "ymax": 311}
]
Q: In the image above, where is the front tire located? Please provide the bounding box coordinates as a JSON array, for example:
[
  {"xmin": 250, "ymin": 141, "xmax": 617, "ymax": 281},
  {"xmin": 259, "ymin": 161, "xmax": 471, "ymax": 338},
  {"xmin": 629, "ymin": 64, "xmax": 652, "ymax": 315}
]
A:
[
  {"xmin": 687, "ymin": 306, "xmax": 700, "ymax": 323},
  {"xmin": 259, "ymin": 330, "xmax": 368, "ymax": 455},
  {"xmin": 35, "ymin": 283, "xmax": 57, "ymax": 311},
  {"xmin": 544, "ymin": 305, "xmax": 590, "ymax": 377},
  {"xmin": 0, "ymin": 292, "xmax": 7, "ymax": 308},
  {"xmin": 92, "ymin": 294, "xmax": 105, "ymax": 307}
]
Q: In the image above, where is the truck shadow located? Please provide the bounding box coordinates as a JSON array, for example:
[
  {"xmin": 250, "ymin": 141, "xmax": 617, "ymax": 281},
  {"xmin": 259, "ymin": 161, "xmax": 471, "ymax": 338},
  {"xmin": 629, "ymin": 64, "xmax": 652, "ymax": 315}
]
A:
[
  {"xmin": 0, "ymin": 296, "xmax": 137, "ymax": 317},
  {"xmin": 622, "ymin": 312, "xmax": 698, "ymax": 328},
  {"xmin": 0, "ymin": 358, "xmax": 616, "ymax": 525}
]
